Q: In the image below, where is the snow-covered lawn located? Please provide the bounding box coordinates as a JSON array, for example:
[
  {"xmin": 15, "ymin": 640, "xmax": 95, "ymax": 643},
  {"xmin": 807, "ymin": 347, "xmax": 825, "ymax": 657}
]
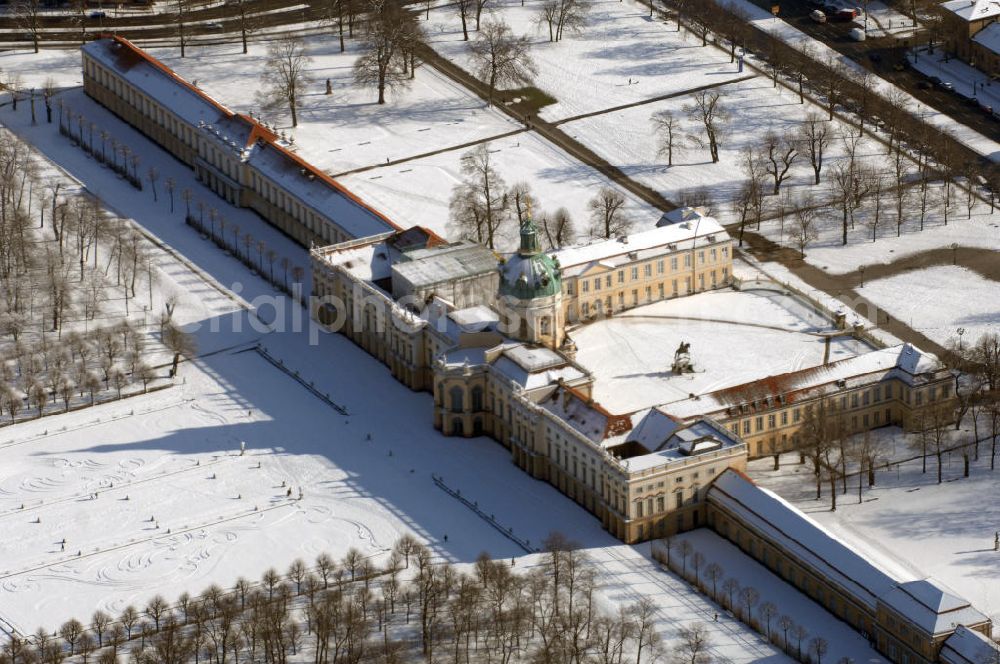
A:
[
  {"xmin": 572, "ymin": 288, "xmax": 872, "ymax": 413},
  {"xmin": 559, "ymin": 74, "xmax": 884, "ymax": 213},
  {"xmin": 673, "ymin": 529, "xmax": 889, "ymax": 664},
  {"xmin": 340, "ymin": 129, "xmax": 662, "ymax": 246},
  {"xmin": 750, "ymin": 451, "xmax": 1000, "ymax": 624},
  {"xmin": 862, "ymin": 265, "xmax": 1000, "ymax": 348},
  {"xmin": 426, "ymin": 0, "xmax": 748, "ymax": 122},
  {"xmin": 760, "ymin": 201, "xmax": 1000, "ymax": 276}
]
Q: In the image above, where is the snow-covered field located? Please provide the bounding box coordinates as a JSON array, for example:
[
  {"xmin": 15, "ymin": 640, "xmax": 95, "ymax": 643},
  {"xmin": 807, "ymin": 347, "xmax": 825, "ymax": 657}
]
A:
[
  {"xmin": 766, "ymin": 203, "xmax": 1000, "ymax": 276},
  {"xmin": 340, "ymin": 129, "xmax": 662, "ymax": 246},
  {"xmin": 862, "ymin": 265, "xmax": 1000, "ymax": 348},
  {"xmin": 572, "ymin": 288, "xmax": 872, "ymax": 413},
  {"xmin": 560, "ymin": 74, "xmax": 884, "ymax": 215},
  {"xmin": 426, "ymin": 0, "xmax": 748, "ymax": 122},
  {"xmin": 751, "ymin": 451, "xmax": 1000, "ymax": 625}
]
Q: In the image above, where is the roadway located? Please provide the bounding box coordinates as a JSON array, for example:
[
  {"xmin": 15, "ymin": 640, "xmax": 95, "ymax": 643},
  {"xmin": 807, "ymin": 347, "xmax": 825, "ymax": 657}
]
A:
[{"xmin": 745, "ymin": 0, "xmax": 1000, "ymax": 154}]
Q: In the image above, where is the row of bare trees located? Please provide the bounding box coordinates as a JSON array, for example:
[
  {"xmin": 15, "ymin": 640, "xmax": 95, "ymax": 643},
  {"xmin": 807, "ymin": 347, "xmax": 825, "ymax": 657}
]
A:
[
  {"xmin": 656, "ymin": 0, "xmax": 1000, "ymax": 256},
  {"xmin": 655, "ymin": 539, "xmax": 832, "ymax": 664},
  {"xmin": 2, "ymin": 533, "xmax": 690, "ymax": 664},
  {"xmin": 785, "ymin": 332, "xmax": 1000, "ymax": 512},
  {"xmin": 449, "ymin": 142, "xmax": 641, "ymax": 251},
  {"xmin": 0, "ymin": 124, "xmax": 195, "ymax": 423}
]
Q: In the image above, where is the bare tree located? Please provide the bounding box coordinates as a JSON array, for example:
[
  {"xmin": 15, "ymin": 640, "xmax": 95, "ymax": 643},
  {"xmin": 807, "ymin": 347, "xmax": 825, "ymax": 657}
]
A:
[
  {"xmin": 259, "ymin": 36, "xmax": 312, "ymax": 127},
  {"xmin": 587, "ymin": 187, "xmax": 629, "ymax": 239},
  {"xmin": 762, "ymin": 131, "xmax": 798, "ymax": 195},
  {"xmin": 469, "ymin": 19, "xmax": 537, "ymax": 105},
  {"xmin": 229, "ymin": 0, "xmax": 262, "ymax": 54},
  {"xmin": 449, "ymin": 143, "xmax": 509, "ymax": 249},
  {"xmin": 673, "ymin": 622, "xmax": 712, "ymax": 664},
  {"xmin": 174, "ymin": 0, "xmax": 191, "ymax": 58},
  {"xmin": 163, "ymin": 321, "xmax": 196, "ymax": 378},
  {"xmin": 455, "ymin": 0, "xmax": 472, "ymax": 40},
  {"xmin": 13, "ymin": 0, "xmax": 43, "ymax": 53},
  {"xmin": 685, "ymin": 91, "xmax": 727, "ymax": 163},
  {"xmin": 538, "ymin": 0, "xmax": 588, "ymax": 42},
  {"xmin": 542, "ymin": 207, "xmax": 574, "ymax": 249},
  {"xmin": 809, "ymin": 636, "xmax": 829, "ymax": 664},
  {"xmin": 790, "ymin": 193, "xmax": 819, "ymax": 257},
  {"xmin": 354, "ymin": 0, "xmax": 419, "ymax": 104},
  {"xmin": 652, "ymin": 110, "xmax": 683, "ymax": 167}
]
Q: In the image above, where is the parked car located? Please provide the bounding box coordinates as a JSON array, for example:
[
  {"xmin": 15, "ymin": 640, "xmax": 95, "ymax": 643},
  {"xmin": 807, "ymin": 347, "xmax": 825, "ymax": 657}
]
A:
[
  {"xmin": 833, "ymin": 8, "xmax": 858, "ymax": 21},
  {"xmin": 940, "ymin": 80, "xmax": 955, "ymax": 91},
  {"xmin": 88, "ymin": 10, "xmax": 106, "ymax": 19},
  {"xmin": 978, "ymin": 100, "xmax": 994, "ymax": 115},
  {"xmin": 810, "ymin": 9, "xmax": 827, "ymax": 23},
  {"xmin": 203, "ymin": 21, "xmax": 224, "ymax": 30}
]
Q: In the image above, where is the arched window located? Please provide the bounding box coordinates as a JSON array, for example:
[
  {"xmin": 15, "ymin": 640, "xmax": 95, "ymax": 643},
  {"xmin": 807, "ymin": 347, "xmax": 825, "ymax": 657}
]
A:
[
  {"xmin": 449, "ymin": 386, "xmax": 464, "ymax": 413},
  {"xmin": 451, "ymin": 417, "xmax": 464, "ymax": 436},
  {"xmin": 540, "ymin": 317, "xmax": 551, "ymax": 335},
  {"xmin": 471, "ymin": 386, "xmax": 484, "ymax": 411}
]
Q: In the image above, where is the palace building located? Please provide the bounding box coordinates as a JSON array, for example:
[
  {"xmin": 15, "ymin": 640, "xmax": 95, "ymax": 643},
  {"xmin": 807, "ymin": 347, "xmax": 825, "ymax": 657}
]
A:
[
  {"xmin": 81, "ymin": 35, "xmax": 398, "ymax": 247},
  {"xmin": 675, "ymin": 469, "xmax": 994, "ymax": 664},
  {"xmin": 76, "ymin": 38, "xmax": 988, "ymax": 663}
]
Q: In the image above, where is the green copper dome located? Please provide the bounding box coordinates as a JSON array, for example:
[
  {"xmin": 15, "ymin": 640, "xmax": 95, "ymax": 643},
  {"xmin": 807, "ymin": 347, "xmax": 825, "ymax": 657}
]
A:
[{"xmin": 499, "ymin": 217, "xmax": 562, "ymax": 300}]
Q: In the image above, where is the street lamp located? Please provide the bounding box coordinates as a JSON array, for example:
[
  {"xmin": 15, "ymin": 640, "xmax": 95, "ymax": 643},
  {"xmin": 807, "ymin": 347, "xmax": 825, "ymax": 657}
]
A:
[
  {"xmin": 957, "ymin": 327, "xmax": 966, "ymax": 351},
  {"xmin": 951, "ymin": 242, "xmax": 959, "ymax": 265}
]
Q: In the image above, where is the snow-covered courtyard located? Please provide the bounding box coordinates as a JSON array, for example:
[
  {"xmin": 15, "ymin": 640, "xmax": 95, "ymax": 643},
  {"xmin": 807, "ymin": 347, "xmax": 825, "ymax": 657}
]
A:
[{"xmin": 573, "ymin": 286, "xmax": 872, "ymax": 413}]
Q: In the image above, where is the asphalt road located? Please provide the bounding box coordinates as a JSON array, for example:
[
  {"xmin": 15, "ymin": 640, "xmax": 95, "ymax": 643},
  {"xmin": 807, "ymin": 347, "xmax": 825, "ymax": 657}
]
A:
[{"xmin": 745, "ymin": 0, "xmax": 1000, "ymax": 151}]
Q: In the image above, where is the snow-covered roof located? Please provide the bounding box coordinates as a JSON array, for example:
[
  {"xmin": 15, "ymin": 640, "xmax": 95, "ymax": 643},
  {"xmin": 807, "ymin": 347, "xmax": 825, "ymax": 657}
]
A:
[
  {"xmin": 503, "ymin": 345, "xmax": 565, "ymax": 372},
  {"xmin": 941, "ymin": 0, "xmax": 1000, "ymax": 21},
  {"xmin": 625, "ymin": 408, "xmax": 681, "ymax": 449},
  {"xmin": 247, "ymin": 142, "xmax": 397, "ymax": 239},
  {"xmin": 317, "ymin": 239, "xmax": 396, "ymax": 282},
  {"xmin": 879, "ymin": 580, "xmax": 989, "ymax": 636},
  {"xmin": 662, "ymin": 344, "xmax": 943, "ymax": 420},
  {"xmin": 940, "ymin": 625, "xmax": 1000, "ymax": 664},
  {"xmin": 618, "ymin": 418, "xmax": 743, "ymax": 472},
  {"xmin": 552, "ymin": 215, "xmax": 728, "ymax": 278},
  {"xmin": 82, "ymin": 37, "xmax": 229, "ymax": 128},
  {"xmin": 449, "ymin": 306, "xmax": 499, "ymax": 331},
  {"xmin": 491, "ymin": 356, "xmax": 585, "ymax": 391},
  {"xmin": 973, "ymin": 21, "xmax": 1000, "ymax": 55},
  {"xmin": 540, "ymin": 384, "xmax": 631, "ymax": 443},
  {"xmin": 392, "ymin": 242, "xmax": 498, "ymax": 289},
  {"xmin": 707, "ymin": 469, "xmax": 900, "ymax": 610}
]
